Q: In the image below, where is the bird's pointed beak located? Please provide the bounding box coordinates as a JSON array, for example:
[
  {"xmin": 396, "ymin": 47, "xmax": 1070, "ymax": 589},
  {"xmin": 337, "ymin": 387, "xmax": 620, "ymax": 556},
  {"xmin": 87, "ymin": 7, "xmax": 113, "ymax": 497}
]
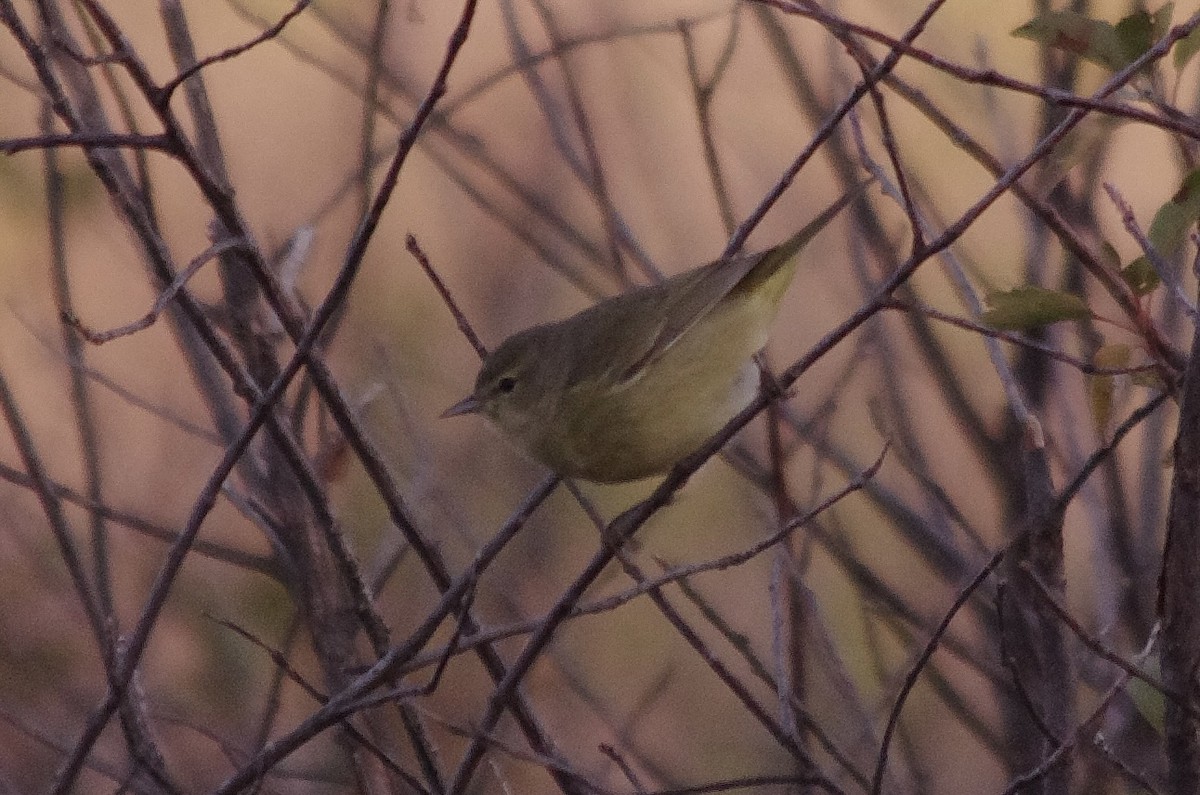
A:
[{"xmin": 441, "ymin": 393, "xmax": 483, "ymax": 418}]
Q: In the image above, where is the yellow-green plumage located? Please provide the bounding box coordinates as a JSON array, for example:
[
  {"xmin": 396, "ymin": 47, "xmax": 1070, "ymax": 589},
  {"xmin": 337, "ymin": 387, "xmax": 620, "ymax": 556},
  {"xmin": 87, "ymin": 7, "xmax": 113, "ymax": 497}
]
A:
[{"xmin": 444, "ymin": 185, "xmax": 862, "ymax": 482}]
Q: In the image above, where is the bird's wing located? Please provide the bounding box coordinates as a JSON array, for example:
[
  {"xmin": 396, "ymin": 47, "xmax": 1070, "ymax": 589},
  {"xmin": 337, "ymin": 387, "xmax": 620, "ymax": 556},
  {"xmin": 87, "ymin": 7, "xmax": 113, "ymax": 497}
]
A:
[
  {"xmin": 563, "ymin": 180, "xmax": 872, "ymax": 390},
  {"xmin": 614, "ymin": 179, "xmax": 872, "ymax": 383},
  {"xmin": 552, "ymin": 250, "xmax": 764, "ymax": 392},
  {"xmin": 613, "ymin": 252, "xmax": 767, "ymax": 383}
]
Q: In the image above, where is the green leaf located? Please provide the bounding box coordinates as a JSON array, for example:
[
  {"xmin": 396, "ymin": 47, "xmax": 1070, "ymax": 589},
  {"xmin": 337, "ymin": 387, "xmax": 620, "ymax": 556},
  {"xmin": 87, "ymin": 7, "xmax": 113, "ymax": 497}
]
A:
[
  {"xmin": 1121, "ymin": 256, "xmax": 1161, "ymax": 295},
  {"xmin": 1132, "ymin": 367, "xmax": 1167, "ymax": 391},
  {"xmin": 1174, "ymin": 24, "xmax": 1200, "ymax": 71},
  {"xmin": 1013, "ymin": 12, "xmax": 1125, "ymax": 70},
  {"xmin": 1126, "ymin": 658, "xmax": 1165, "ymax": 735},
  {"xmin": 1095, "ymin": 343, "xmax": 1132, "ymax": 371},
  {"xmin": 1015, "ymin": 5, "xmax": 1172, "ymax": 71},
  {"xmin": 1153, "ymin": 3, "xmax": 1175, "ymax": 41},
  {"xmin": 1088, "ymin": 374, "xmax": 1114, "ymax": 436},
  {"xmin": 1033, "ymin": 114, "xmax": 1123, "ymax": 196},
  {"xmin": 1148, "ymin": 169, "xmax": 1200, "ymax": 257},
  {"xmin": 982, "ymin": 286, "xmax": 1093, "ymax": 330},
  {"xmin": 1114, "ymin": 5, "xmax": 1172, "ymax": 68},
  {"xmin": 1115, "ymin": 10, "xmax": 1154, "ymax": 65},
  {"xmin": 1099, "ymin": 240, "xmax": 1123, "ymax": 271},
  {"xmin": 1089, "ymin": 344, "xmax": 1132, "ymax": 435}
]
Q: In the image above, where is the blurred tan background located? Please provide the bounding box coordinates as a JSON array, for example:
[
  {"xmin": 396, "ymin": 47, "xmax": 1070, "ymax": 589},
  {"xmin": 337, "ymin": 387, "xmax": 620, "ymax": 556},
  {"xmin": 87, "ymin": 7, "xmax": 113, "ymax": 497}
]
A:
[{"xmin": 0, "ymin": 0, "xmax": 1188, "ymax": 792}]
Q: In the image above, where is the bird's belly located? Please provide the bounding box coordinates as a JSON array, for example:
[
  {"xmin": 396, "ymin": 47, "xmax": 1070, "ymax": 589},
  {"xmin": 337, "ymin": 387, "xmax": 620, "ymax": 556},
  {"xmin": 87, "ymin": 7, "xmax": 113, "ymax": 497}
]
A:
[
  {"xmin": 554, "ymin": 359, "xmax": 759, "ymax": 482},
  {"xmin": 536, "ymin": 297, "xmax": 770, "ymax": 482}
]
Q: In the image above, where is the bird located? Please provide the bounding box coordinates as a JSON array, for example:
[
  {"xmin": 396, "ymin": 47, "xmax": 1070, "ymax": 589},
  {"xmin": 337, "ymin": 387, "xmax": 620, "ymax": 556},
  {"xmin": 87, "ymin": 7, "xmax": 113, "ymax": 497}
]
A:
[{"xmin": 443, "ymin": 183, "xmax": 864, "ymax": 483}]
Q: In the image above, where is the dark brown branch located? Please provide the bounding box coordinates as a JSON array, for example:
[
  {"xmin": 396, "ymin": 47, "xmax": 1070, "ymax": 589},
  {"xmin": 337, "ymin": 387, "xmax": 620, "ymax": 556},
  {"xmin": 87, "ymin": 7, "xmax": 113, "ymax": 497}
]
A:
[
  {"xmin": 872, "ymin": 549, "xmax": 1006, "ymax": 793},
  {"xmin": 65, "ymin": 237, "xmax": 247, "ymax": 344},
  {"xmin": 0, "ymin": 131, "xmax": 171, "ymax": 153},
  {"xmin": 884, "ymin": 299, "xmax": 1158, "ymax": 376},
  {"xmin": 158, "ymin": 0, "xmax": 312, "ymax": 105},
  {"xmin": 407, "ymin": 233, "xmax": 487, "ymax": 359},
  {"xmin": 757, "ymin": 0, "xmax": 1200, "ymax": 143},
  {"xmin": 53, "ymin": 0, "xmax": 486, "ymax": 787},
  {"xmin": 1160, "ymin": 284, "xmax": 1200, "ymax": 792}
]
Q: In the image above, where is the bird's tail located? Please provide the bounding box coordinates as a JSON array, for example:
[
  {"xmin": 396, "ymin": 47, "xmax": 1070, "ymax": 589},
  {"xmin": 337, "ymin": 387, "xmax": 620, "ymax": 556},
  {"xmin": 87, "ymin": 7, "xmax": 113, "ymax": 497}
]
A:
[{"xmin": 733, "ymin": 176, "xmax": 874, "ymax": 306}]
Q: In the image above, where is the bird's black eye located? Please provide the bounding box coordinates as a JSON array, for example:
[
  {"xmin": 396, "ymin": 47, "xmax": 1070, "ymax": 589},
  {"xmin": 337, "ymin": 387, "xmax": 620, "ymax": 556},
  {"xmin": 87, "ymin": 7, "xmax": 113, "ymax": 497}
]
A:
[{"xmin": 496, "ymin": 376, "xmax": 517, "ymax": 394}]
